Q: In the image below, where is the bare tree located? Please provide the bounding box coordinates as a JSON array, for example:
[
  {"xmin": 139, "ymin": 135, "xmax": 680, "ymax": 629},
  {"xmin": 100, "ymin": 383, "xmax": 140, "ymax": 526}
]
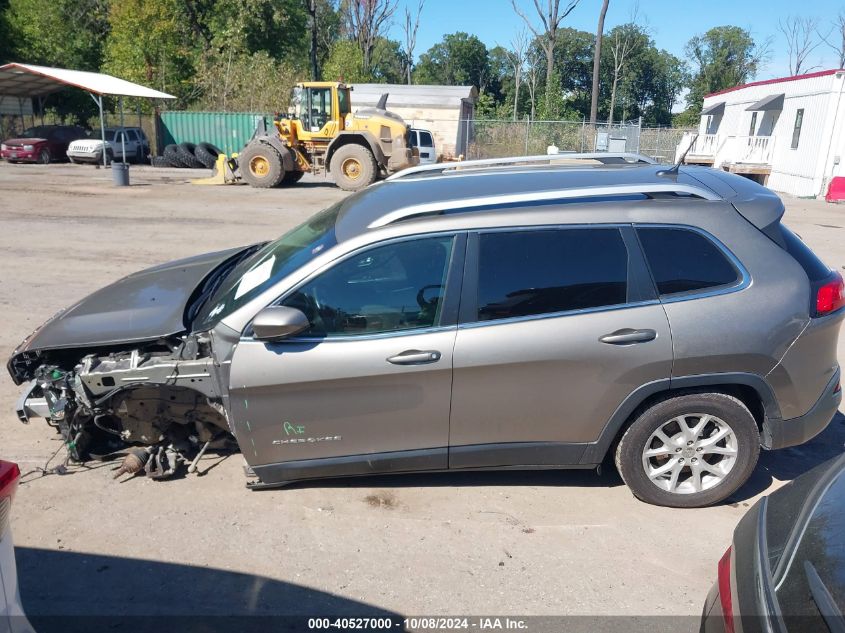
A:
[
  {"xmin": 401, "ymin": 0, "xmax": 424, "ymax": 84},
  {"xmin": 503, "ymin": 30, "xmax": 529, "ymax": 120},
  {"xmin": 510, "ymin": 0, "xmax": 580, "ymax": 88},
  {"xmin": 341, "ymin": 0, "xmax": 398, "ymax": 75},
  {"xmin": 589, "ymin": 0, "xmax": 610, "ymax": 125},
  {"xmin": 818, "ymin": 12, "xmax": 845, "ymax": 68},
  {"xmin": 607, "ymin": 24, "xmax": 645, "ymax": 126},
  {"xmin": 525, "ymin": 45, "xmax": 543, "ymax": 119},
  {"xmin": 306, "ymin": 0, "xmax": 320, "ymax": 80},
  {"xmin": 779, "ymin": 15, "xmax": 821, "ymax": 75}
]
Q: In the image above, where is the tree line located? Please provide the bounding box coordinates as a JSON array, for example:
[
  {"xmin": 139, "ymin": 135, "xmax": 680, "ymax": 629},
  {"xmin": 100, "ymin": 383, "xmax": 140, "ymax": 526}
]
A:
[{"xmin": 0, "ymin": 0, "xmax": 786, "ymax": 126}]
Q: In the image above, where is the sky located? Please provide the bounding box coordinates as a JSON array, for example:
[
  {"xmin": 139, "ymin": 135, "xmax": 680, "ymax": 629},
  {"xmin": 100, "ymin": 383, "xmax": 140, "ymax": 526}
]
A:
[{"xmin": 386, "ymin": 0, "xmax": 845, "ymax": 81}]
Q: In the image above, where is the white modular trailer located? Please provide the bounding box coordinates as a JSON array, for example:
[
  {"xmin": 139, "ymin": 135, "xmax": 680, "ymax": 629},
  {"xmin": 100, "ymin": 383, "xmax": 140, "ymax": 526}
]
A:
[{"xmin": 680, "ymin": 69, "xmax": 845, "ymax": 197}]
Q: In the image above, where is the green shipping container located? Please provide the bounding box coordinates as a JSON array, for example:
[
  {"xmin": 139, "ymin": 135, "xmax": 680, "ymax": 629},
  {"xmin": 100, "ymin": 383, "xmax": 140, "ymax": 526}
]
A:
[{"xmin": 159, "ymin": 111, "xmax": 272, "ymax": 156}]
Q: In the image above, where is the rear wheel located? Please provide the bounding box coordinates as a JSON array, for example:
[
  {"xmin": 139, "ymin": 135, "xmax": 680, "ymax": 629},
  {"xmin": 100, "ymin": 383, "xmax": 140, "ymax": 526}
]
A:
[
  {"xmin": 614, "ymin": 393, "xmax": 760, "ymax": 508},
  {"xmin": 331, "ymin": 143, "xmax": 377, "ymax": 191},
  {"xmin": 239, "ymin": 143, "xmax": 285, "ymax": 188}
]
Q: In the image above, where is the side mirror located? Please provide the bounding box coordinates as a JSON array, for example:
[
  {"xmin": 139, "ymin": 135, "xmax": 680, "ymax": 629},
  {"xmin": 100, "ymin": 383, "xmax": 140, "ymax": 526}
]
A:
[{"xmin": 252, "ymin": 306, "xmax": 310, "ymax": 341}]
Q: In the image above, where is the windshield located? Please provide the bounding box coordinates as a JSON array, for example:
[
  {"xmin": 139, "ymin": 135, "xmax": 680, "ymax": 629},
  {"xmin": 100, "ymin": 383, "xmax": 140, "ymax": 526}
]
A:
[
  {"xmin": 21, "ymin": 126, "xmax": 53, "ymax": 138},
  {"xmin": 194, "ymin": 203, "xmax": 342, "ymax": 329}
]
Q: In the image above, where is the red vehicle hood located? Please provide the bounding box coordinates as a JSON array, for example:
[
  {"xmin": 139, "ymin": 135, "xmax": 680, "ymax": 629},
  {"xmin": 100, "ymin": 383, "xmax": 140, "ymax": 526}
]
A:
[{"xmin": 3, "ymin": 137, "xmax": 46, "ymax": 145}]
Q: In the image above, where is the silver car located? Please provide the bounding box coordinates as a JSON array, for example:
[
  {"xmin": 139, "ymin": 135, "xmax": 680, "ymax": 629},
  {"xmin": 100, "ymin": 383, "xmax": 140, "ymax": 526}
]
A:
[{"xmin": 7, "ymin": 153, "xmax": 844, "ymax": 508}]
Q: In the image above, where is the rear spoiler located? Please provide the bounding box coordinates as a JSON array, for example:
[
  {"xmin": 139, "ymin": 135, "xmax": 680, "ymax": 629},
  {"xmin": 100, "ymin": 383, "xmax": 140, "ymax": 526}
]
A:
[{"xmin": 685, "ymin": 168, "xmax": 786, "ymax": 244}]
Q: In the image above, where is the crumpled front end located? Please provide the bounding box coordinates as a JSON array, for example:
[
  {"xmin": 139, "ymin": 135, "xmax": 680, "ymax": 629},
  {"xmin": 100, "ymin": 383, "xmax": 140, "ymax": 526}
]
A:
[{"xmin": 9, "ymin": 332, "xmax": 238, "ymax": 479}]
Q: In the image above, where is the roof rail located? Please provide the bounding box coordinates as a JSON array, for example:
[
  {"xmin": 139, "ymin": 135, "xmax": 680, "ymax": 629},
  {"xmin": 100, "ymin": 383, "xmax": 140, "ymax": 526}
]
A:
[
  {"xmin": 368, "ymin": 183, "xmax": 719, "ymax": 228},
  {"xmin": 387, "ymin": 152, "xmax": 657, "ymax": 181}
]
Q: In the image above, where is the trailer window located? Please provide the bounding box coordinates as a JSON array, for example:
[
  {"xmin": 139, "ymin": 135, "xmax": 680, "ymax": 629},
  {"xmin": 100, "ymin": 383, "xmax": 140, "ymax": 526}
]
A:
[{"xmin": 791, "ymin": 109, "xmax": 804, "ymax": 149}]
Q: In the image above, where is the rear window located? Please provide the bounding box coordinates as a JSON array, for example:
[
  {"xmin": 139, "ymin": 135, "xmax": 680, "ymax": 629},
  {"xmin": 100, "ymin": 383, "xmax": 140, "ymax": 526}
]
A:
[
  {"xmin": 637, "ymin": 227, "xmax": 739, "ymax": 296},
  {"xmin": 776, "ymin": 224, "xmax": 830, "ymax": 282},
  {"xmin": 475, "ymin": 228, "xmax": 628, "ymax": 321}
]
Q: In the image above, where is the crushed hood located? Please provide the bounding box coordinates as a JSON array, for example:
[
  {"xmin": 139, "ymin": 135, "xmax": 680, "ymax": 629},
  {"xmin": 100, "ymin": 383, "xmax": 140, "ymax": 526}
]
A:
[{"xmin": 14, "ymin": 246, "xmax": 248, "ymax": 353}]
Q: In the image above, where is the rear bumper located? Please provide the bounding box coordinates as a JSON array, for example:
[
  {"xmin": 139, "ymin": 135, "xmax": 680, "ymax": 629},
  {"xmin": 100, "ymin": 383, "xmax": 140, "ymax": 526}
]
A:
[{"xmin": 762, "ymin": 368, "xmax": 841, "ymax": 450}]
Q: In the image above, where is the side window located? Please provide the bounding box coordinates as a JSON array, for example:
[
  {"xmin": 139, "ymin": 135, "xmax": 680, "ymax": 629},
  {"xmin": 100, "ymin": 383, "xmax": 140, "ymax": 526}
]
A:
[
  {"xmin": 637, "ymin": 227, "xmax": 739, "ymax": 296},
  {"xmin": 476, "ymin": 228, "xmax": 628, "ymax": 322},
  {"xmin": 282, "ymin": 236, "xmax": 454, "ymax": 337},
  {"xmin": 127, "ymin": 130, "xmax": 138, "ymax": 141},
  {"xmin": 791, "ymin": 109, "xmax": 804, "ymax": 149}
]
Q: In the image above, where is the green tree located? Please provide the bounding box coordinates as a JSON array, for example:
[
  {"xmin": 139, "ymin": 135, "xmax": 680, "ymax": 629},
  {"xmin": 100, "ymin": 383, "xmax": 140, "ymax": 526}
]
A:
[
  {"xmin": 102, "ymin": 0, "xmax": 193, "ymax": 104},
  {"xmin": 414, "ymin": 32, "xmax": 490, "ymax": 89},
  {"xmin": 6, "ymin": 0, "xmax": 109, "ymax": 69},
  {"xmin": 0, "ymin": 0, "xmax": 14, "ymax": 63},
  {"xmin": 322, "ymin": 36, "xmax": 403, "ymax": 83},
  {"xmin": 685, "ymin": 26, "xmax": 769, "ymax": 113}
]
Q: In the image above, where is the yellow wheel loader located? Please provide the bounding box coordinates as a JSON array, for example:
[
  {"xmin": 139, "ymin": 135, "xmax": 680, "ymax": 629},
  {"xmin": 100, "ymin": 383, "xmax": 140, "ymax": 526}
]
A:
[{"xmin": 237, "ymin": 82, "xmax": 418, "ymax": 191}]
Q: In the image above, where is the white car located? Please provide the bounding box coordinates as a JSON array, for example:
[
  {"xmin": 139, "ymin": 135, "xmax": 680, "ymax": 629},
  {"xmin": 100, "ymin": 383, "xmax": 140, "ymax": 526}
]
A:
[
  {"xmin": 410, "ymin": 128, "xmax": 436, "ymax": 164},
  {"xmin": 0, "ymin": 460, "xmax": 33, "ymax": 633},
  {"xmin": 67, "ymin": 127, "xmax": 149, "ymax": 165}
]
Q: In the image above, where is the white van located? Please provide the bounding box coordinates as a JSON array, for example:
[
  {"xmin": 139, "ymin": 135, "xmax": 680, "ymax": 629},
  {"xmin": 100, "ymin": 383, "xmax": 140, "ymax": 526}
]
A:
[{"xmin": 410, "ymin": 128, "xmax": 436, "ymax": 164}]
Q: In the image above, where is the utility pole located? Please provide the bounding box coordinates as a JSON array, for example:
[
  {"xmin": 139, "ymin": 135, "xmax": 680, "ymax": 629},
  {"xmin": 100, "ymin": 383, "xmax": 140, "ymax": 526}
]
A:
[{"xmin": 590, "ymin": 0, "xmax": 610, "ymax": 126}]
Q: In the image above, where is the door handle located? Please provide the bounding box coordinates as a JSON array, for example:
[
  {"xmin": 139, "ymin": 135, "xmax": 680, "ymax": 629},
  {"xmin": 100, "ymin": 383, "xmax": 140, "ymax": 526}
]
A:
[
  {"xmin": 386, "ymin": 350, "xmax": 441, "ymax": 365},
  {"xmin": 599, "ymin": 328, "xmax": 657, "ymax": 345}
]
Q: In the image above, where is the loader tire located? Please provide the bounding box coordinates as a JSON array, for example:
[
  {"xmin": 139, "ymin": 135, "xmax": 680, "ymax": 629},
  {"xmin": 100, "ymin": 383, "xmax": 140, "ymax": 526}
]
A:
[
  {"xmin": 177, "ymin": 142, "xmax": 204, "ymax": 169},
  {"xmin": 194, "ymin": 142, "xmax": 222, "ymax": 169},
  {"xmin": 331, "ymin": 144, "xmax": 377, "ymax": 191},
  {"xmin": 163, "ymin": 144, "xmax": 184, "ymax": 167},
  {"xmin": 281, "ymin": 169, "xmax": 305, "ymax": 185},
  {"xmin": 240, "ymin": 143, "xmax": 285, "ymax": 188}
]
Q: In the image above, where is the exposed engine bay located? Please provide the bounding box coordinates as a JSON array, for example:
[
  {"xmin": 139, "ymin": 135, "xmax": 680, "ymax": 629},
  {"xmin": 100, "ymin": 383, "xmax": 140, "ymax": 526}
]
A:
[{"xmin": 12, "ymin": 332, "xmax": 238, "ymax": 480}]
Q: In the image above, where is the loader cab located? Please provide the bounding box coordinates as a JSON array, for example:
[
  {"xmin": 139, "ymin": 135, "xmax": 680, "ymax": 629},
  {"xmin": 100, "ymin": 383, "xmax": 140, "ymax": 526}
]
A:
[{"xmin": 291, "ymin": 83, "xmax": 351, "ymax": 138}]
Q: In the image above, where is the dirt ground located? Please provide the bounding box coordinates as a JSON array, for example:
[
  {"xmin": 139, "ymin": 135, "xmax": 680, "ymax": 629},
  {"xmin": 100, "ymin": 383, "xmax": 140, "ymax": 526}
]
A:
[{"xmin": 0, "ymin": 162, "xmax": 843, "ymax": 629}]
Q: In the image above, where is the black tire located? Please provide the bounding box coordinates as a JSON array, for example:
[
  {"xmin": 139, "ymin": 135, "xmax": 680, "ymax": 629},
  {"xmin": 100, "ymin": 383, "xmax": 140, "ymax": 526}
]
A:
[
  {"xmin": 239, "ymin": 142, "xmax": 285, "ymax": 188},
  {"xmin": 331, "ymin": 143, "xmax": 377, "ymax": 191},
  {"xmin": 281, "ymin": 169, "xmax": 304, "ymax": 185},
  {"xmin": 194, "ymin": 142, "xmax": 222, "ymax": 169},
  {"xmin": 163, "ymin": 144, "xmax": 185, "ymax": 168},
  {"xmin": 177, "ymin": 142, "xmax": 204, "ymax": 169},
  {"xmin": 614, "ymin": 392, "xmax": 760, "ymax": 508},
  {"xmin": 151, "ymin": 156, "xmax": 170, "ymax": 168},
  {"xmin": 38, "ymin": 148, "xmax": 51, "ymax": 164}
]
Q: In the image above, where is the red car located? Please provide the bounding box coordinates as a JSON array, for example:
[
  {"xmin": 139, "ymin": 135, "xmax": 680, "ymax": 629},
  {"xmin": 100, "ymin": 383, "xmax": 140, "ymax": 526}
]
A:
[{"xmin": 1, "ymin": 125, "xmax": 89, "ymax": 164}]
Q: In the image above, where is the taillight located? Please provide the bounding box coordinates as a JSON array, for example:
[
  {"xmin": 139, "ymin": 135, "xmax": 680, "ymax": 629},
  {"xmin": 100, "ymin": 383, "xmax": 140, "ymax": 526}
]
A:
[
  {"xmin": 0, "ymin": 460, "xmax": 21, "ymax": 537},
  {"xmin": 816, "ymin": 271, "xmax": 845, "ymax": 316},
  {"xmin": 718, "ymin": 546, "xmax": 735, "ymax": 633}
]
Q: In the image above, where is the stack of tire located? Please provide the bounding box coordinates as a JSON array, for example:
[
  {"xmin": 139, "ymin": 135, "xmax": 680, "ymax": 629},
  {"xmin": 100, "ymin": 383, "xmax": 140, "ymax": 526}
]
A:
[{"xmin": 152, "ymin": 142, "xmax": 222, "ymax": 169}]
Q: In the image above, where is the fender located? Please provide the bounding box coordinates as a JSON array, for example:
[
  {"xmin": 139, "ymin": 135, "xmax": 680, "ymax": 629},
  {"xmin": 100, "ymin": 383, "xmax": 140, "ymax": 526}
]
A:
[
  {"xmin": 579, "ymin": 372, "xmax": 782, "ymax": 465},
  {"xmin": 326, "ymin": 131, "xmax": 386, "ymax": 171},
  {"xmin": 253, "ymin": 135, "xmax": 295, "ymax": 172}
]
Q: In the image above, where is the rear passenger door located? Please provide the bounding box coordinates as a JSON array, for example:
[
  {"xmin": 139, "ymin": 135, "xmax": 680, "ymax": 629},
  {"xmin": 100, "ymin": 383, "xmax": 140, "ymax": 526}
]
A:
[{"xmin": 448, "ymin": 225, "xmax": 673, "ymax": 468}]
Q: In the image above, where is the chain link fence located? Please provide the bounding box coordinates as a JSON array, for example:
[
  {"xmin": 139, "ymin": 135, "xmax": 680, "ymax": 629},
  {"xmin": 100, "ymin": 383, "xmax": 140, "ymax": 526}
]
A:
[{"xmin": 462, "ymin": 118, "xmax": 694, "ymax": 164}]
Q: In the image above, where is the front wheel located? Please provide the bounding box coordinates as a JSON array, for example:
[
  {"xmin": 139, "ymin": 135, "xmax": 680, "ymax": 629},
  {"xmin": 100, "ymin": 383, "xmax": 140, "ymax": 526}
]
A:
[
  {"xmin": 614, "ymin": 393, "xmax": 760, "ymax": 508},
  {"xmin": 38, "ymin": 148, "xmax": 51, "ymax": 164},
  {"xmin": 331, "ymin": 144, "xmax": 377, "ymax": 191},
  {"xmin": 239, "ymin": 143, "xmax": 284, "ymax": 188}
]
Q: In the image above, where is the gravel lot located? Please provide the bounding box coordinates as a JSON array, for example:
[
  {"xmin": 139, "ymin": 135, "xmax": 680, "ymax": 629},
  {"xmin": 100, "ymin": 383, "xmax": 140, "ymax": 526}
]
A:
[{"xmin": 0, "ymin": 162, "xmax": 843, "ymax": 630}]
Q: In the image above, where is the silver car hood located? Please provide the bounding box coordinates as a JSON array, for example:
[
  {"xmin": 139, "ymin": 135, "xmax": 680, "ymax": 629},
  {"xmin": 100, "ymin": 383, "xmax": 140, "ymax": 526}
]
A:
[{"xmin": 15, "ymin": 246, "xmax": 248, "ymax": 353}]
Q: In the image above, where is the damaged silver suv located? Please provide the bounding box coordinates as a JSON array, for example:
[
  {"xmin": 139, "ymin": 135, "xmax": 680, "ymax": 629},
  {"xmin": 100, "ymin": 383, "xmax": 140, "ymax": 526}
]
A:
[{"xmin": 8, "ymin": 153, "xmax": 844, "ymax": 508}]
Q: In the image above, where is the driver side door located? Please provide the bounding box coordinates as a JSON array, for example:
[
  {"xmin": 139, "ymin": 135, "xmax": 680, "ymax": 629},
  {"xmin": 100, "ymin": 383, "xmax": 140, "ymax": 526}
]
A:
[{"xmin": 227, "ymin": 233, "xmax": 465, "ymax": 483}]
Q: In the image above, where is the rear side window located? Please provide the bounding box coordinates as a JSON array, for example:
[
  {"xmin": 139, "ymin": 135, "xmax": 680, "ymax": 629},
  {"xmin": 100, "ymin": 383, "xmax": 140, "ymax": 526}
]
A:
[
  {"xmin": 776, "ymin": 224, "xmax": 830, "ymax": 282},
  {"xmin": 637, "ymin": 227, "xmax": 739, "ymax": 296},
  {"xmin": 476, "ymin": 228, "xmax": 628, "ymax": 321}
]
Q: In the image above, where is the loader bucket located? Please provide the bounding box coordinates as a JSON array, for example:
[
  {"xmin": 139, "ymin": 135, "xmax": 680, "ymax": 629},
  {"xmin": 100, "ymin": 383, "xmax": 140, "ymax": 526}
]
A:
[{"xmin": 191, "ymin": 153, "xmax": 242, "ymax": 185}]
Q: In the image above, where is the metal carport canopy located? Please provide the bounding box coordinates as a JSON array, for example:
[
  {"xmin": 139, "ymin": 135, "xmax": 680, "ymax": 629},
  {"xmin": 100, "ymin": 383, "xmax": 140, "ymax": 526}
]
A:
[{"xmin": 0, "ymin": 62, "xmax": 175, "ymax": 165}]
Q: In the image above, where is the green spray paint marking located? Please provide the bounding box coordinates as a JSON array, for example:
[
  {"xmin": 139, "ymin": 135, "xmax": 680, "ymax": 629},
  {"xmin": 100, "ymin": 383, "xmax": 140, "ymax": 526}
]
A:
[{"xmin": 283, "ymin": 421, "xmax": 306, "ymax": 436}]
